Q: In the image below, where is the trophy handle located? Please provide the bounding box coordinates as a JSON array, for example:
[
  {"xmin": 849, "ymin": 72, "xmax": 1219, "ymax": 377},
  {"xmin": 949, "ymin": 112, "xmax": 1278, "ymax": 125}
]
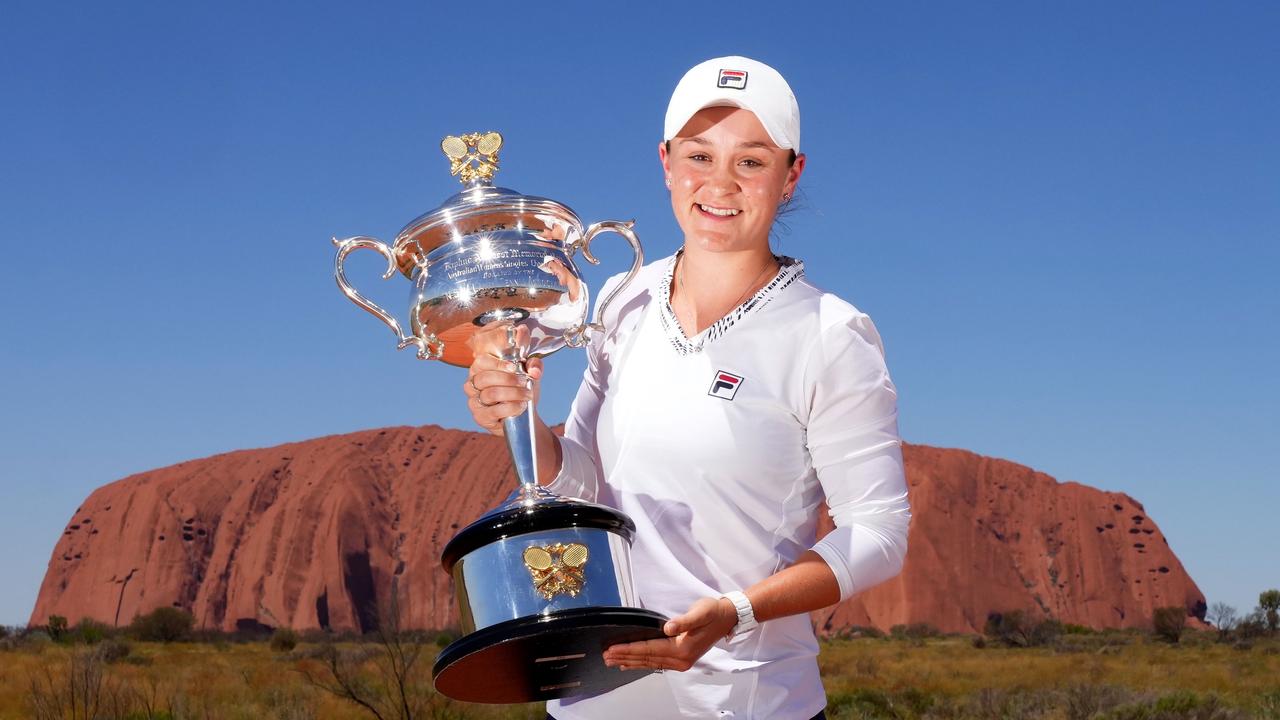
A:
[
  {"xmin": 332, "ymin": 236, "xmax": 441, "ymax": 360},
  {"xmin": 565, "ymin": 220, "xmax": 644, "ymax": 346}
]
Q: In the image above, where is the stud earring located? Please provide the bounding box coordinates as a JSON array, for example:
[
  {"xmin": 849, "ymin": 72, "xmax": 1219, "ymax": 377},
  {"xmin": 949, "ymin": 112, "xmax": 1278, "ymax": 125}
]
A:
[
  {"xmin": 782, "ymin": 192, "xmax": 792, "ymax": 202},
  {"xmin": 665, "ymin": 177, "xmax": 672, "ymax": 187}
]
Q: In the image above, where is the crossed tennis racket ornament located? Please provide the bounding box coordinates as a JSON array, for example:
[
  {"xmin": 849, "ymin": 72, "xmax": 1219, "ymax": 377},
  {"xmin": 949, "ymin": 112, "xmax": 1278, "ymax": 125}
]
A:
[
  {"xmin": 441, "ymin": 131, "xmax": 503, "ymax": 184},
  {"xmin": 524, "ymin": 542, "xmax": 590, "ymax": 600},
  {"xmin": 332, "ymin": 132, "xmax": 667, "ymax": 704}
]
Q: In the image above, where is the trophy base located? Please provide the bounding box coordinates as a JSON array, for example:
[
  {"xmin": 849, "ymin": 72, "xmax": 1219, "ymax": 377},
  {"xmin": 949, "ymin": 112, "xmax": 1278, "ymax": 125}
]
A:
[{"xmin": 433, "ymin": 606, "xmax": 668, "ymax": 704}]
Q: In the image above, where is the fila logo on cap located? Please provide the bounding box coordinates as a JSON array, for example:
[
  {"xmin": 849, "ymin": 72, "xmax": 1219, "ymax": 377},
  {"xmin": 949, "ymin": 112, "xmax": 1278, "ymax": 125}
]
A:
[
  {"xmin": 717, "ymin": 69, "xmax": 748, "ymax": 90},
  {"xmin": 708, "ymin": 370, "xmax": 744, "ymax": 401}
]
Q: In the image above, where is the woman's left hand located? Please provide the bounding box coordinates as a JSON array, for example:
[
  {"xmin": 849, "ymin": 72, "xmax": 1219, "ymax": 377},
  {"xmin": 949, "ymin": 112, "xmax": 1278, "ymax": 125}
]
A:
[{"xmin": 602, "ymin": 597, "xmax": 738, "ymax": 672}]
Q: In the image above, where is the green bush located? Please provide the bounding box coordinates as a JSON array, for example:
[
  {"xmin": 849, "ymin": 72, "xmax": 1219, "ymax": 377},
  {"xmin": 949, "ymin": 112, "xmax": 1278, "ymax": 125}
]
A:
[
  {"xmin": 72, "ymin": 617, "xmax": 110, "ymax": 644},
  {"xmin": 985, "ymin": 610, "xmax": 1062, "ymax": 647},
  {"xmin": 270, "ymin": 627, "xmax": 299, "ymax": 652},
  {"xmin": 128, "ymin": 607, "xmax": 194, "ymax": 642},
  {"xmin": 1153, "ymin": 606, "xmax": 1187, "ymax": 643},
  {"xmin": 889, "ymin": 622, "xmax": 941, "ymax": 640},
  {"xmin": 46, "ymin": 615, "xmax": 68, "ymax": 642},
  {"xmin": 837, "ymin": 625, "xmax": 885, "ymax": 640},
  {"xmin": 1260, "ymin": 589, "xmax": 1280, "ymax": 633},
  {"xmin": 434, "ymin": 629, "xmax": 460, "ymax": 647}
]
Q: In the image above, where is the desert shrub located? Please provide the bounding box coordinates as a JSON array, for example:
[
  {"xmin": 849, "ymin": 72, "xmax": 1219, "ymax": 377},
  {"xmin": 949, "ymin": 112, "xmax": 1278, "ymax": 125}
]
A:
[
  {"xmin": 1260, "ymin": 589, "xmax": 1280, "ymax": 633},
  {"xmin": 969, "ymin": 687, "xmax": 1061, "ymax": 719},
  {"xmin": 98, "ymin": 637, "xmax": 131, "ymax": 664},
  {"xmin": 1178, "ymin": 630, "xmax": 1216, "ymax": 649},
  {"xmin": 889, "ymin": 622, "xmax": 941, "ymax": 640},
  {"xmin": 71, "ymin": 617, "xmax": 110, "ymax": 644},
  {"xmin": 259, "ymin": 683, "xmax": 318, "ymax": 719},
  {"xmin": 45, "ymin": 615, "xmax": 68, "ymax": 642},
  {"xmin": 20, "ymin": 629, "xmax": 53, "ymax": 653},
  {"xmin": 26, "ymin": 645, "xmax": 137, "ymax": 720},
  {"xmin": 1064, "ymin": 684, "xmax": 1132, "ymax": 720},
  {"xmin": 1034, "ymin": 619, "xmax": 1064, "ymax": 645},
  {"xmin": 985, "ymin": 610, "xmax": 1062, "ymax": 647},
  {"xmin": 1256, "ymin": 689, "xmax": 1280, "ymax": 720},
  {"xmin": 1235, "ymin": 609, "xmax": 1269, "ymax": 640},
  {"xmin": 270, "ymin": 627, "xmax": 299, "ymax": 652},
  {"xmin": 1207, "ymin": 602, "xmax": 1239, "ymax": 641},
  {"xmin": 1064, "ymin": 623, "xmax": 1095, "ymax": 635},
  {"xmin": 1153, "ymin": 606, "xmax": 1188, "ymax": 643},
  {"xmin": 128, "ymin": 607, "xmax": 194, "ymax": 642},
  {"xmin": 837, "ymin": 625, "xmax": 885, "ymax": 640},
  {"xmin": 897, "ymin": 688, "xmax": 935, "ymax": 716},
  {"xmin": 1097, "ymin": 690, "xmax": 1245, "ymax": 720},
  {"xmin": 971, "ymin": 634, "xmax": 987, "ymax": 649},
  {"xmin": 433, "ymin": 628, "xmax": 460, "ymax": 647},
  {"xmin": 298, "ymin": 589, "xmax": 458, "ymax": 720}
]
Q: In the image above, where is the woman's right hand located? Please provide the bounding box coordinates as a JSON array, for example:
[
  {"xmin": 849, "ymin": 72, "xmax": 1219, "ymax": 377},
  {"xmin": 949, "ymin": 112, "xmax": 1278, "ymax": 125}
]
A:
[{"xmin": 464, "ymin": 352, "xmax": 544, "ymax": 437}]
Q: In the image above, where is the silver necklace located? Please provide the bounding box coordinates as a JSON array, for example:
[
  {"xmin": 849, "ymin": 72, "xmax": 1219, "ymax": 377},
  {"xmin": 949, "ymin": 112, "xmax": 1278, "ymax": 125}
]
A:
[{"xmin": 676, "ymin": 252, "xmax": 777, "ymax": 332}]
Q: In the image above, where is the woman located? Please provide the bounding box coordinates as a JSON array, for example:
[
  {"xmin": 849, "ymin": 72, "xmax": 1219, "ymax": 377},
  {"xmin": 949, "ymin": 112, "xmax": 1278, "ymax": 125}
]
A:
[{"xmin": 463, "ymin": 56, "xmax": 911, "ymax": 720}]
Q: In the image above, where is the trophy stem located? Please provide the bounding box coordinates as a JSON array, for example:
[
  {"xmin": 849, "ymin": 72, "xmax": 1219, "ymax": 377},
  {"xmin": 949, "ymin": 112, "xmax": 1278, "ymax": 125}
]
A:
[
  {"xmin": 493, "ymin": 318, "xmax": 542, "ymax": 501},
  {"xmin": 501, "ymin": 395, "xmax": 540, "ymax": 494}
]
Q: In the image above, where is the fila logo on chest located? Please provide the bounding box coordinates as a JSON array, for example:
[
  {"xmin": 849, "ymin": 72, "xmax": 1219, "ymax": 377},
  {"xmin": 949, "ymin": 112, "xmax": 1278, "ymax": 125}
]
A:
[{"xmin": 708, "ymin": 370, "xmax": 744, "ymax": 401}]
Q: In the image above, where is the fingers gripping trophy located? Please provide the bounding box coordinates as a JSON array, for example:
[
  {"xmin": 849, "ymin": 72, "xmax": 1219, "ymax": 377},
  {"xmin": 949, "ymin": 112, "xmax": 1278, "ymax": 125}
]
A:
[{"xmin": 332, "ymin": 132, "xmax": 667, "ymax": 704}]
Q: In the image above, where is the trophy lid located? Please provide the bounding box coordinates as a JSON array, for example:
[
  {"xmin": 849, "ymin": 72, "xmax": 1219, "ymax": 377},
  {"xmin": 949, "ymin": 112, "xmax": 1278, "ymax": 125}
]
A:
[{"xmin": 390, "ymin": 132, "xmax": 586, "ymax": 277}]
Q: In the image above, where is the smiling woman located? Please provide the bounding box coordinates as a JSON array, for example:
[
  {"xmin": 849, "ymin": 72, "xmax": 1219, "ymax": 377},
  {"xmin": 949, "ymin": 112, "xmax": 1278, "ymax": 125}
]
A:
[
  {"xmin": 463, "ymin": 56, "xmax": 911, "ymax": 720},
  {"xmin": 659, "ymin": 106, "xmax": 805, "ymax": 339}
]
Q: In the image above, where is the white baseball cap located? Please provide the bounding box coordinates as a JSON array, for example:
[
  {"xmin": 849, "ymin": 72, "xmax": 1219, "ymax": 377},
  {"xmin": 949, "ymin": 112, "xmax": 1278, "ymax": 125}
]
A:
[{"xmin": 663, "ymin": 56, "xmax": 801, "ymax": 152}]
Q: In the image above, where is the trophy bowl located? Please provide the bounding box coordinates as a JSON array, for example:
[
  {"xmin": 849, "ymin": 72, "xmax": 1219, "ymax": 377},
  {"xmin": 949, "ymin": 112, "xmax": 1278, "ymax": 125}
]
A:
[{"xmin": 333, "ymin": 132, "xmax": 667, "ymax": 704}]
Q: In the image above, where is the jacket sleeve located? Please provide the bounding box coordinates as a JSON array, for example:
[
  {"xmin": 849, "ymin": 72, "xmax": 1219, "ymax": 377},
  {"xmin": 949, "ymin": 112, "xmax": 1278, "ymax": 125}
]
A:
[
  {"xmin": 544, "ymin": 275, "xmax": 625, "ymax": 502},
  {"xmin": 804, "ymin": 310, "xmax": 911, "ymax": 601},
  {"xmin": 546, "ymin": 352, "xmax": 605, "ymax": 502}
]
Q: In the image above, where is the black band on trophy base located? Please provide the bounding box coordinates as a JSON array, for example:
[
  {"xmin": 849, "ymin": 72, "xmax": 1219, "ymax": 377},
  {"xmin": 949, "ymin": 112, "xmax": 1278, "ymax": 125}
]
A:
[
  {"xmin": 441, "ymin": 499, "xmax": 636, "ymax": 571},
  {"xmin": 432, "ymin": 606, "xmax": 668, "ymax": 704}
]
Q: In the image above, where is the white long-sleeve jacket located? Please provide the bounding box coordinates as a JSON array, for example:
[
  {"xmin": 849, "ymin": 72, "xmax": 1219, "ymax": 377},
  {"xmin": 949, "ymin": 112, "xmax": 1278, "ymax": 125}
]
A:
[{"xmin": 548, "ymin": 253, "xmax": 911, "ymax": 720}]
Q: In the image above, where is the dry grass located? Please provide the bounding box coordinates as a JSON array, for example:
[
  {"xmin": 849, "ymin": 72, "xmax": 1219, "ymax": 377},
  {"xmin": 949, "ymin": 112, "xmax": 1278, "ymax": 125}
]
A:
[
  {"xmin": 822, "ymin": 634, "xmax": 1280, "ymax": 699},
  {"xmin": 0, "ymin": 632, "xmax": 1276, "ymax": 719}
]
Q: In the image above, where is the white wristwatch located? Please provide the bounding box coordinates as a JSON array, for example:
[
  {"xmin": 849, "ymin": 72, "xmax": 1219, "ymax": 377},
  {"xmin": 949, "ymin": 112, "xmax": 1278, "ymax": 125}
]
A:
[{"xmin": 720, "ymin": 590, "xmax": 758, "ymax": 638}]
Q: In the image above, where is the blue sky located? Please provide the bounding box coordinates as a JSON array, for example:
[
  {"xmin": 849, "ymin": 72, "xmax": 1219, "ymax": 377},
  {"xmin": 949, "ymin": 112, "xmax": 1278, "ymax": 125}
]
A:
[{"xmin": 1, "ymin": 1, "xmax": 1276, "ymax": 626}]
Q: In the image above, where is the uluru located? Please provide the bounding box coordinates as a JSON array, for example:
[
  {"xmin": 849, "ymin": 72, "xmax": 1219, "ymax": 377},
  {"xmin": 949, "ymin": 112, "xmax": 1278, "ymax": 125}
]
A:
[{"xmin": 29, "ymin": 426, "xmax": 1205, "ymax": 634}]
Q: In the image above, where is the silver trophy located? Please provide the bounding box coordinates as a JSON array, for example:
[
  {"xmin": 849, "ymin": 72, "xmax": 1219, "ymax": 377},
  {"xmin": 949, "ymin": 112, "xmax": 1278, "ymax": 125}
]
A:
[{"xmin": 333, "ymin": 132, "xmax": 666, "ymax": 704}]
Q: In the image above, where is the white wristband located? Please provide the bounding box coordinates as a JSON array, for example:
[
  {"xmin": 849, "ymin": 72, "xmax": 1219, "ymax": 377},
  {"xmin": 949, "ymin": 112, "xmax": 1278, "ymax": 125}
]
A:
[{"xmin": 720, "ymin": 590, "xmax": 758, "ymax": 638}]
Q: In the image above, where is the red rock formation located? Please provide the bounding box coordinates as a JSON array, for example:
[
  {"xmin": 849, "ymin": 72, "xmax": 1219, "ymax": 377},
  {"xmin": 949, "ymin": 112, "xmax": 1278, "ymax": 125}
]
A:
[
  {"xmin": 812, "ymin": 445, "xmax": 1205, "ymax": 634},
  {"xmin": 31, "ymin": 428, "xmax": 1204, "ymax": 635}
]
